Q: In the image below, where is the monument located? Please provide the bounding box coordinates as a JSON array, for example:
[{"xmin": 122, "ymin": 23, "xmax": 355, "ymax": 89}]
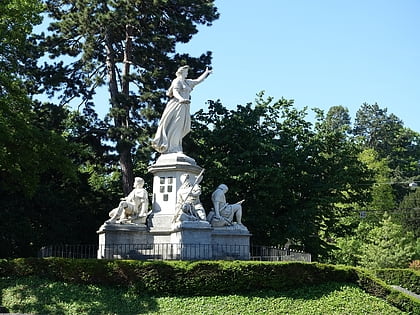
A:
[{"xmin": 98, "ymin": 65, "xmax": 251, "ymax": 260}]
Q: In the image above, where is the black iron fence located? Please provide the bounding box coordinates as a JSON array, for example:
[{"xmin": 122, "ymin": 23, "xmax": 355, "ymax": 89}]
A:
[{"xmin": 39, "ymin": 244, "xmax": 311, "ymax": 262}]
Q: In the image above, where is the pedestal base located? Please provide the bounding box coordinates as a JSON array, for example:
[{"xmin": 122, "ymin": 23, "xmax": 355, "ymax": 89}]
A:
[
  {"xmin": 170, "ymin": 221, "xmax": 213, "ymax": 260},
  {"xmin": 97, "ymin": 223, "xmax": 151, "ymax": 259},
  {"xmin": 211, "ymin": 225, "xmax": 251, "ymax": 260},
  {"xmin": 97, "ymin": 221, "xmax": 252, "ymax": 260}
]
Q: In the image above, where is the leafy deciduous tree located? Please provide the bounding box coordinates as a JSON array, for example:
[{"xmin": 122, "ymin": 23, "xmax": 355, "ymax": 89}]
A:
[
  {"xmin": 186, "ymin": 94, "xmax": 371, "ymax": 259},
  {"xmin": 359, "ymin": 216, "xmax": 418, "ymax": 269}
]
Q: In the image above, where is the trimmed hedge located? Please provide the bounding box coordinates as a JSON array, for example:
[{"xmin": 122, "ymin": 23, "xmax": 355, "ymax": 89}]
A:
[
  {"xmin": 373, "ymin": 268, "xmax": 420, "ymax": 295},
  {"xmin": 0, "ymin": 258, "xmax": 356, "ymax": 295},
  {"xmin": 0, "ymin": 258, "xmax": 419, "ymax": 314}
]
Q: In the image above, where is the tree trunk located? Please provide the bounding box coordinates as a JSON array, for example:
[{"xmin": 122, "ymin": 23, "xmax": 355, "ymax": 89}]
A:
[{"xmin": 105, "ymin": 30, "xmax": 134, "ymax": 195}]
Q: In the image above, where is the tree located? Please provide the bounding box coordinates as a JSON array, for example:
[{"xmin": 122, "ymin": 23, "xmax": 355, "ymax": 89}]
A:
[
  {"xmin": 359, "ymin": 216, "xmax": 418, "ymax": 269},
  {"xmin": 353, "ymin": 103, "xmax": 420, "ymax": 203},
  {"xmin": 0, "ymin": 0, "xmax": 89, "ymax": 257},
  {"xmin": 397, "ymin": 188, "xmax": 420, "ymax": 238},
  {"xmin": 0, "ymin": 0, "xmax": 73, "ymax": 195},
  {"xmin": 186, "ymin": 94, "xmax": 371, "ymax": 259},
  {"xmin": 43, "ymin": 0, "xmax": 219, "ymax": 194},
  {"xmin": 327, "ymin": 149, "xmax": 395, "ymax": 266},
  {"xmin": 323, "ymin": 105, "xmax": 351, "ymax": 133},
  {"xmin": 353, "ymin": 103, "xmax": 403, "ymax": 157}
]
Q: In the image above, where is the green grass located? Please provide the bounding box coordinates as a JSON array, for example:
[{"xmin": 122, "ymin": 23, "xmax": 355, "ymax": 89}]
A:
[{"xmin": 0, "ymin": 276, "xmax": 407, "ymax": 315}]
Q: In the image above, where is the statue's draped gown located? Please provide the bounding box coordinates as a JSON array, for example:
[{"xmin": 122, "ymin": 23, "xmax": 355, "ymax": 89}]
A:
[{"xmin": 152, "ymin": 78, "xmax": 198, "ymax": 154}]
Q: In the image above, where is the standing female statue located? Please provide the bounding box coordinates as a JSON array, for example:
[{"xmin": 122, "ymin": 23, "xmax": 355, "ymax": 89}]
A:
[{"xmin": 152, "ymin": 65, "xmax": 212, "ymax": 154}]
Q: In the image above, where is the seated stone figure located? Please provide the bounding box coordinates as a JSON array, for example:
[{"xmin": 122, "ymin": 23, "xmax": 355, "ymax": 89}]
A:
[
  {"xmin": 173, "ymin": 173, "xmax": 206, "ymax": 223},
  {"xmin": 106, "ymin": 177, "xmax": 149, "ymax": 224},
  {"xmin": 207, "ymin": 184, "xmax": 245, "ymax": 228}
]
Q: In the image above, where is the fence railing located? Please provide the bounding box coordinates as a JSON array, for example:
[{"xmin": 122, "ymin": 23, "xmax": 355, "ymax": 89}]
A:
[{"xmin": 39, "ymin": 244, "xmax": 311, "ymax": 262}]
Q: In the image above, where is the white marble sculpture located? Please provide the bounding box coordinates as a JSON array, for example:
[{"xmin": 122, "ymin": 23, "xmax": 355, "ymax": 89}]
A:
[
  {"xmin": 173, "ymin": 171, "xmax": 206, "ymax": 223},
  {"xmin": 106, "ymin": 177, "xmax": 149, "ymax": 224},
  {"xmin": 208, "ymin": 184, "xmax": 246, "ymax": 228},
  {"xmin": 152, "ymin": 65, "xmax": 212, "ymax": 154}
]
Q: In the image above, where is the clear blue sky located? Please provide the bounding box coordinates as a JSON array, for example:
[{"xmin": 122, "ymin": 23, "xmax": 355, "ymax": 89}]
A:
[{"xmin": 176, "ymin": 0, "xmax": 420, "ymax": 132}]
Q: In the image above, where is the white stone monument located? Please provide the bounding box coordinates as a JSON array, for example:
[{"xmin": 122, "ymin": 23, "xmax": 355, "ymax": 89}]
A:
[{"xmin": 98, "ymin": 65, "xmax": 251, "ymax": 260}]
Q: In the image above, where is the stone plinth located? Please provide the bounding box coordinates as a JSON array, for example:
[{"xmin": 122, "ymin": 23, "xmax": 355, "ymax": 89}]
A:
[
  {"xmin": 170, "ymin": 221, "xmax": 213, "ymax": 260},
  {"xmin": 147, "ymin": 153, "xmax": 202, "ymax": 231},
  {"xmin": 97, "ymin": 223, "xmax": 151, "ymax": 259},
  {"xmin": 211, "ymin": 225, "xmax": 251, "ymax": 260}
]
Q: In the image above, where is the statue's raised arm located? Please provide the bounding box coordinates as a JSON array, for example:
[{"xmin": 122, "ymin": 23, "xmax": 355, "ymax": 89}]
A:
[{"xmin": 152, "ymin": 65, "xmax": 212, "ymax": 154}]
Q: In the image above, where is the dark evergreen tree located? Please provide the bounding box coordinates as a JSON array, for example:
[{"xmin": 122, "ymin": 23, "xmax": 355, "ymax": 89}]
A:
[
  {"xmin": 397, "ymin": 189, "xmax": 420, "ymax": 238},
  {"xmin": 43, "ymin": 0, "xmax": 219, "ymax": 194},
  {"xmin": 323, "ymin": 105, "xmax": 351, "ymax": 133},
  {"xmin": 353, "ymin": 102, "xmax": 420, "ymax": 201},
  {"xmin": 353, "ymin": 103, "xmax": 403, "ymax": 156}
]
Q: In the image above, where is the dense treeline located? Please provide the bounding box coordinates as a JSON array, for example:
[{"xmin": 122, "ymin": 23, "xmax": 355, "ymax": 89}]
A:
[{"xmin": 1, "ymin": 0, "xmax": 419, "ymax": 266}]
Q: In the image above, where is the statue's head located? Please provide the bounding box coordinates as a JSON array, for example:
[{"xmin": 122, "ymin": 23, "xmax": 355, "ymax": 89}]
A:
[
  {"xmin": 133, "ymin": 177, "xmax": 144, "ymax": 188},
  {"xmin": 218, "ymin": 184, "xmax": 228, "ymax": 192},
  {"xmin": 176, "ymin": 65, "xmax": 189, "ymax": 77}
]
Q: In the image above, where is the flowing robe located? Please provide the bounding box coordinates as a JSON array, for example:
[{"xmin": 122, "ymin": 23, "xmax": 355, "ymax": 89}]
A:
[{"xmin": 152, "ymin": 78, "xmax": 198, "ymax": 154}]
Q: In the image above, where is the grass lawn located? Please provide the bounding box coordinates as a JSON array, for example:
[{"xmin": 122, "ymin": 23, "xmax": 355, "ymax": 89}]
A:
[{"xmin": 1, "ymin": 276, "xmax": 407, "ymax": 315}]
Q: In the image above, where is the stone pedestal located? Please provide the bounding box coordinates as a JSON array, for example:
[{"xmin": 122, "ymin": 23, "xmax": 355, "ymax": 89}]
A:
[
  {"xmin": 147, "ymin": 153, "xmax": 202, "ymax": 231},
  {"xmin": 170, "ymin": 221, "xmax": 213, "ymax": 260},
  {"xmin": 211, "ymin": 225, "xmax": 252, "ymax": 260},
  {"xmin": 97, "ymin": 223, "xmax": 151, "ymax": 259}
]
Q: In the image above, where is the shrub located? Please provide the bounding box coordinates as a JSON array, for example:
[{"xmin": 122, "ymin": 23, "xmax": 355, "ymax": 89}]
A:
[
  {"xmin": 0, "ymin": 258, "xmax": 418, "ymax": 313},
  {"xmin": 373, "ymin": 268, "xmax": 420, "ymax": 294}
]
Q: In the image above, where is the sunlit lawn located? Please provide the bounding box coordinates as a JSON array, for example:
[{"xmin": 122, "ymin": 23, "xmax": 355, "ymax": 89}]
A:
[{"xmin": 1, "ymin": 276, "xmax": 406, "ymax": 315}]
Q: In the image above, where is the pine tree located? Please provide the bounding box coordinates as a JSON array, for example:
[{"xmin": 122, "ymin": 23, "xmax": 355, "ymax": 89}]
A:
[{"xmin": 43, "ymin": 0, "xmax": 219, "ymax": 194}]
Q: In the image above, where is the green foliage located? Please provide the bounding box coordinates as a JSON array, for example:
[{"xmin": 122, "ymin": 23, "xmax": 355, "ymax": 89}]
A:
[
  {"xmin": 353, "ymin": 103, "xmax": 420, "ymax": 197},
  {"xmin": 353, "ymin": 103, "xmax": 404, "ymax": 159},
  {"xmin": 322, "ymin": 105, "xmax": 351, "ymax": 133},
  {"xmin": 0, "ymin": 258, "xmax": 357, "ymax": 295},
  {"xmin": 396, "ymin": 188, "xmax": 420, "ymax": 238},
  {"xmin": 328, "ymin": 150, "xmax": 407, "ymax": 268},
  {"xmin": 373, "ymin": 268, "xmax": 420, "ymax": 295},
  {"xmin": 0, "ymin": 0, "xmax": 106, "ymax": 257},
  {"xmin": 354, "ymin": 269, "xmax": 420, "ymax": 314},
  {"xmin": 359, "ymin": 148, "xmax": 396, "ymax": 222},
  {"xmin": 1, "ymin": 258, "xmax": 418, "ymax": 314},
  {"xmin": 1, "ymin": 278, "xmax": 407, "ymax": 315},
  {"xmin": 0, "ymin": 0, "xmax": 42, "ymax": 77},
  {"xmin": 358, "ymin": 216, "xmax": 417, "ymax": 269},
  {"xmin": 186, "ymin": 95, "xmax": 371, "ymax": 259}
]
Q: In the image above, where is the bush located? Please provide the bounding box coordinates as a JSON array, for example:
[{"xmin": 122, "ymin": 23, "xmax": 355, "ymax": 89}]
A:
[
  {"xmin": 0, "ymin": 258, "xmax": 419, "ymax": 313},
  {"xmin": 373, "ymin": 268, "xmax": 420, "ymax": 294},
  {"xmin": 0, "ymin": 259, "xmax": 356, "ymax": 295}
]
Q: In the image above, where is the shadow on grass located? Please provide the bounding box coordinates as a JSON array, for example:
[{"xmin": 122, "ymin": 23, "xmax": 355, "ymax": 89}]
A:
[
  {"xmin": 0, "ymin": 276, "xmax": 159, "ymax": 315},
  {"xmin": 1, "ymin": 278, "xmax": 394, "ymax": 315}
]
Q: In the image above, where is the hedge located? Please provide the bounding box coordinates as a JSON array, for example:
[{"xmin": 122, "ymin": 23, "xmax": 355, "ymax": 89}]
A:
[
  {"xmin": 373, "ymin": 268, "xmax": 420, "ymax": 295},
  {"xmin": 0, "ymin": 258, "xmax": 419, "ymax": 313}
]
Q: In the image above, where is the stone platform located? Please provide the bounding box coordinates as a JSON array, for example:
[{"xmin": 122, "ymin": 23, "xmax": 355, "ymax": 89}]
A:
[{"xmin": 98, "ymin": 152, "xmax": 251, "ymax": 260}]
